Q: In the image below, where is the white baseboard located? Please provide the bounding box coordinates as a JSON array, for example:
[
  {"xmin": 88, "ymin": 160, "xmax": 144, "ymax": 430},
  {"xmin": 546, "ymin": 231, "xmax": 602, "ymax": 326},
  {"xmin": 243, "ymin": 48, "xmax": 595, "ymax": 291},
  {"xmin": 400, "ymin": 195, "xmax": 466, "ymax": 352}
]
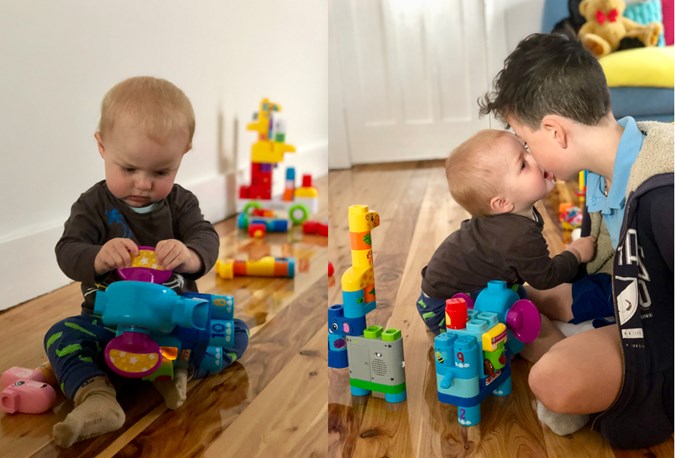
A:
[
  {"xmin": 0, "ymin": 225, "xmax": 70, "ymax": 311},
  {"xmin": 1, "ymin": 142, "xmax": 327, "ymax": 311}
]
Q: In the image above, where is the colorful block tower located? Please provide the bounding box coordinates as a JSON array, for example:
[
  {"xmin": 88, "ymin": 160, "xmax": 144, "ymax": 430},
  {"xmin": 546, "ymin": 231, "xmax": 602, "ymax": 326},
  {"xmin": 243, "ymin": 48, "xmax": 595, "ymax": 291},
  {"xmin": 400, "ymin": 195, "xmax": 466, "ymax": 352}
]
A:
[
  {"xmin": 434, "ymin": 280, "xmax": 542, "ymax": 425},
  {"xmin": 328, "ymin": 205, "xmax": 380, "ymax": 369},
  {"xmin": 329, "ymin": 205, "xmax": 406, "ymax": 403},
  {"xmin": 239, "ymin": 98, "xmax": 296, "ymax": 201},
  {"xmin": 435, "ymin": 298, "xmax": 512, "ymax": 426}
]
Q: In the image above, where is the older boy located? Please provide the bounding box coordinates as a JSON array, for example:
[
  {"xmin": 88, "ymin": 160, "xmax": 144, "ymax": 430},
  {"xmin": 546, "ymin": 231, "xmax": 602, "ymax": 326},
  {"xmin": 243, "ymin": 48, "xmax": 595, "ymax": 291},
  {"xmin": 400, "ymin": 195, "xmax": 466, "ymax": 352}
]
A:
[
  {"xmin": 45, "ymin": 77, "xmax": 249, "ymax": 447},
  {"xmin": 480, "ymin": 33, "xmax": 673, "ymax": 448},
  {"xmin": 418, "ymin": 129, "xmax": 597, "ymax": 335}
]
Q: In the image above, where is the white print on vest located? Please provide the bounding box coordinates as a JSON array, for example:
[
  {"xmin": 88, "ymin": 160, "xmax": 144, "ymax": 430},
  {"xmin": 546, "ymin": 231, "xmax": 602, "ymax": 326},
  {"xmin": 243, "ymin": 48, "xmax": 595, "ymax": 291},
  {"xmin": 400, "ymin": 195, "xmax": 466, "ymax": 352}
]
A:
[
  {"xmin": 615, "ymin": 228, "xmax": 652, "ymax": 312},
  {"xmin": 615, "ymin": 276, "xmax": 639, "ymax": 325}
]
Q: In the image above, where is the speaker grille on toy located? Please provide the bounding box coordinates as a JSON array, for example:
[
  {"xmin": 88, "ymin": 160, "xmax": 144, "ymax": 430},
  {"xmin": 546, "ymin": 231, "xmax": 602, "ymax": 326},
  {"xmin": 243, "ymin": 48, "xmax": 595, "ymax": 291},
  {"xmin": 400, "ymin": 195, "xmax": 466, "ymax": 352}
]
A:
[{"xmin": 372, "ymin": 358, "xmax": 387, "ymax": 376}]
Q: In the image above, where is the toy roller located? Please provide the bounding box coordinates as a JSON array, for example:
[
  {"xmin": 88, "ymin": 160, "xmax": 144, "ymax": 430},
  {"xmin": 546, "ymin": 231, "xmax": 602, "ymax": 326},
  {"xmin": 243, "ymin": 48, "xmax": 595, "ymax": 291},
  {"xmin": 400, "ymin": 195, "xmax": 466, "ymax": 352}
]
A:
[
  {"xmin": 104, "ymin": 332, "xmax": 162, "ymax": 378},
  {"xmin": 505, "ymin": 299, "xmax": 541, "ymax": 344},
  {"xmin": 451, "ymin": 292, "xmax": 474, "ymax": 309}
]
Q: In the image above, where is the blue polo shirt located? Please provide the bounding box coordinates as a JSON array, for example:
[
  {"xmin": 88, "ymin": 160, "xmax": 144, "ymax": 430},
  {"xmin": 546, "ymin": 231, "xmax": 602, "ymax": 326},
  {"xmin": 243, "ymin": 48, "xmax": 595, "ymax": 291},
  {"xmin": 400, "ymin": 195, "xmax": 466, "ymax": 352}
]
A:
[{"xmin": 586, "ymin": 117, "xmax": 644, "ymax": 248}]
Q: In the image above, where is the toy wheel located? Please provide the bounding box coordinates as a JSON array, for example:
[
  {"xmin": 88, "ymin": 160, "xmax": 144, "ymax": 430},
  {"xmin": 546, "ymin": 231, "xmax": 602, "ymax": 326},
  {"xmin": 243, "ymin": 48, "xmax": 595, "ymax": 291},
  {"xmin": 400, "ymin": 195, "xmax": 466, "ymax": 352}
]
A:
[
  {"xmin": 451, "ymin": 292, "xmax": 474, "ymax": 309},
  {"xmin": 104, "ymin": 332, "xmax": 162, "ymax": 378},
  {"xmin": 506, "ymin": 299, "xmax": 541, "ymax": 344},
  {"xmin": 288, "ymin": 204, "xmax": 309, "ymax": 225},
  {"xmin": 242, "ymin": 202, "xmax": 262, "ymax": 215}
]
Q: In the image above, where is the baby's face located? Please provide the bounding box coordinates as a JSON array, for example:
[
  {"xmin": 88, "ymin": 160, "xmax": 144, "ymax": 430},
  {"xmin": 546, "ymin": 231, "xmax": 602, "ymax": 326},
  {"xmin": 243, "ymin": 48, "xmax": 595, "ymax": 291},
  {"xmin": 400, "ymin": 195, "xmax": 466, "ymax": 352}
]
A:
[
  {"xmin": 506, "ymin": 116, "xmax": 577, "ymax": 181},
  {"xmin": 96, "ymin": 116, "xmax": 188, "ymax": 207},
  {"xmin": 496, "ymin": 132, "xmax": 556, "ymax": 213}
]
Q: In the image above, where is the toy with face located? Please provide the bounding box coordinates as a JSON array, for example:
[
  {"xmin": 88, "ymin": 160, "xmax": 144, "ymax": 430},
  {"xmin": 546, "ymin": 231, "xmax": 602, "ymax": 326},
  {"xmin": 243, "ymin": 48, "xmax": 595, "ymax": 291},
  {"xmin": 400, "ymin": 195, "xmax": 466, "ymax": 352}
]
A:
[{"xmin": 578, "ymin": 0, "xmax": 662, "ymax": 57}]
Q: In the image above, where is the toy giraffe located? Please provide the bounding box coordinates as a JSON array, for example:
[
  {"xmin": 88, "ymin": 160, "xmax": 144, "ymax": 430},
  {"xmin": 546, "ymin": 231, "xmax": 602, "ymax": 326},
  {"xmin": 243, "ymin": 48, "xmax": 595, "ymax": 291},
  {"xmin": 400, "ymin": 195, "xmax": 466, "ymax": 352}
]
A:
[
  {"xmin": 342, "ymin": 205, "xmax": 380, "ymax": 318},
  {"xmin": 328, "ymin": 206, "xmax": 406, "ymax": 403},
  {"xmin": 328, "ymin": 204, "xmax": 380, "ymax": 368},
  {"xmin": 246, "ymin": 98, "xmax": 296, "ymax": 166}
]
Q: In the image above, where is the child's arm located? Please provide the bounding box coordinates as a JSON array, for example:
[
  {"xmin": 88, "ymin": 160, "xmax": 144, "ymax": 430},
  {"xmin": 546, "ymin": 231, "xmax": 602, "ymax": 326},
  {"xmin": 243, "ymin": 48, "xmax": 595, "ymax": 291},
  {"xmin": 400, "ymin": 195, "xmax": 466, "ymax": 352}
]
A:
[
  {"xmin": 566, "ymin": 236, "xmax": 597, "ymax": 264},
  {"xmin": 56, "ymin": 192, "xmax": 120, "ymax": 284},
  {"xmin": 513, "ymin": 231, "xmax": 582, "ymax": 290},
  {"xmin": 167, "ymin": 186, "xmax": 220, "ymax": 278}
]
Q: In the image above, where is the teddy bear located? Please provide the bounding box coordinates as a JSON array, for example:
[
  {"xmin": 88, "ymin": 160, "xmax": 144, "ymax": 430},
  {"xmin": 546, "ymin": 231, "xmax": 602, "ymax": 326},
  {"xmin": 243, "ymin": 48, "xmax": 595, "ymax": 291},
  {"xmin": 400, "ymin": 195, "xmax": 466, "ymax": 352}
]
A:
[{"xmin": 578, "ymin": 0, "xmax": 663, "ymax": 57}]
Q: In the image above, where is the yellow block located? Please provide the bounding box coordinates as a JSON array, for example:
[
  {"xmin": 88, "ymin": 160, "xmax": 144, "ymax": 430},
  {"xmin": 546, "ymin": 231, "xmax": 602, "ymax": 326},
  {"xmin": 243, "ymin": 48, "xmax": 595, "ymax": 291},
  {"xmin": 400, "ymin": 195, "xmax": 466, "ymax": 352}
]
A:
[
  {"xmin": 482, "ymin": 323, "xmax": 507, "ymax": 352},
  {"xmin": 250, "ymin": 141, "xmax": 296, "ymax": 164},
  {"xmin": 348, "ymin": 205, "xmax": 380, "ymax": 232}
]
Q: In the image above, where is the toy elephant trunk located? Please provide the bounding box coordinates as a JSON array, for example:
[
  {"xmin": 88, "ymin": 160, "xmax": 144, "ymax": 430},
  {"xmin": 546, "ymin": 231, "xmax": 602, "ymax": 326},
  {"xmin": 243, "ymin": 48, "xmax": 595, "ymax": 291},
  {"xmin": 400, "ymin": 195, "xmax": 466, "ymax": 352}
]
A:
[{"xmin": 95, "ymin": 281, "xmax": 209, "ymax": 333}]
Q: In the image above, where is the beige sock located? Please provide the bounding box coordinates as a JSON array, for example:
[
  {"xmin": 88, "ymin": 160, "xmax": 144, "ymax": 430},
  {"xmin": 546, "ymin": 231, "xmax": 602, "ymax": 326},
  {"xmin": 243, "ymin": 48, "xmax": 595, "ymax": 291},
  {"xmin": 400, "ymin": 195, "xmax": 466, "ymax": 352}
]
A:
[
  {"xmin": 52, "ymin": 377, "xmax": 125, "ymax": 448},
  {"xmin": 153, "ymin": 367, "xmax": 188, "ymax": 409}
]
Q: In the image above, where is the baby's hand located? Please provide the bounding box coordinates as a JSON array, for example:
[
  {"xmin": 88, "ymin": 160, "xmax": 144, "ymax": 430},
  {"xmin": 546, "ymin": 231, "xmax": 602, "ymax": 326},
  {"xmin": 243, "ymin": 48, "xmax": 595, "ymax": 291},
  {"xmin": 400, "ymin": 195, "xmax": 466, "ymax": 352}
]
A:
[
  {"xmin": 94, "ymin": 238, "xmax": 138, "ymax": 275},
  {"xmin": 155, "ymin": 239, "xmax": 201, "ymax": 273},
  {"xmin": 568, "ymin": 236, "xmax": 597, "ymax": 263}
]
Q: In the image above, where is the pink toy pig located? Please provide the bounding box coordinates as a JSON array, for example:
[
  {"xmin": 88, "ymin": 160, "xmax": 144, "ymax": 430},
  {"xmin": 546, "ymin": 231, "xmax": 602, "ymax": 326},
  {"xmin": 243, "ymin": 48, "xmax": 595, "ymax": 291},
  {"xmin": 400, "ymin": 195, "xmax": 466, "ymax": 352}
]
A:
[{"xmin": 1, "ymin": 364, "xmax": 58, "ymax": 414}]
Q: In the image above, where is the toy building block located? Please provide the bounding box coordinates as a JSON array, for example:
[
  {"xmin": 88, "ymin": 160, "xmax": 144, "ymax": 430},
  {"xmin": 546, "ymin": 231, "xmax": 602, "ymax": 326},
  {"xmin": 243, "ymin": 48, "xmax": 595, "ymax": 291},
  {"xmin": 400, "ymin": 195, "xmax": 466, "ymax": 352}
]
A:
[
  {"xmin": 296, "ymin": 174, "xmax": 318, "ymax": 199},
  {"xmin": 346, "ymin": 325, "xmax": 406, "ymax": 403},
  {"xmin": 577, "ymin": 170, "xmax": 587, "ymax": 207},
  {"xmin": 238, "ymin": 211, "xmax": 290, "ymax": 236},
  {"xmin": 0, "ymin": 363, "xmax": 58, "ymax": 414},
  {"xmin": 237, "ymin": 99, "xmax": 318, "ymax": 219},
  {"xmin": 328, "ymin": 205, "xmax": 380, "ymax": 369},
  {"xmin": 248, "ymin": 222, "xmax": 267, "ymax": 238},
  {"xmin": 328, "ymin": 303, "xmax": 368, "ymax": 369},
  {"xmin": 239, "ymin": 202, "xmax": 309, "ymax": 228},
  {"xmin": 342, "ymin": 205, "xmax": 380, "ymax": 318},
  {"xmin": 246, "ymin": 98, "xmax": 296, "ymax": 164},
  {"xmin": 559, "ymin": 203, "xmax": 583, "ymax": 231},
  {"xmin": 470, "ymin": 280, "xmax": 541, "ymax": 355},
  {"xmin": 435, "ymin": 298, "xmax": 512, "ymax": 426},
  {"xmin": 302, "ymin": 220, "xmax": 328, "ymax": 237},
  {"xmin": 94, "ymin": 282, "xmax": 237, "ymax": 380},
  {"xmin": 282, "ymin": 167, "xmax": 296, "ymax": 201},
  {"xmin": 215, "ymin": 256, "xmax": 295, "ymax": 279}
]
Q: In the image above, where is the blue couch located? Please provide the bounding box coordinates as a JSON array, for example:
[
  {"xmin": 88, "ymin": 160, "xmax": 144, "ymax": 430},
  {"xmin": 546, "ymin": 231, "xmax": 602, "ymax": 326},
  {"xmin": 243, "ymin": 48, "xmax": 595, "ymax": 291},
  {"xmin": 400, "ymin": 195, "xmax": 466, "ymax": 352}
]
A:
[{"xmin": 542, "ymin": 0, "xmax": 674, "ymax": 122}]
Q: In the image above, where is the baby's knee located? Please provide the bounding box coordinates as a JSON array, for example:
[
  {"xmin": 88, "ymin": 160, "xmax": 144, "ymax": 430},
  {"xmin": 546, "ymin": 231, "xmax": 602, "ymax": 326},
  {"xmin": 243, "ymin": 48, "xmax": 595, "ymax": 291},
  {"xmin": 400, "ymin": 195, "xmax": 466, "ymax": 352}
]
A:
[
  {"xmin": 528, "ymin": 352, "xmax": 576, "ymax": 413},
  {"xmin": 232, "ymin": 318, "xmax": 249, "ymax": 358}
]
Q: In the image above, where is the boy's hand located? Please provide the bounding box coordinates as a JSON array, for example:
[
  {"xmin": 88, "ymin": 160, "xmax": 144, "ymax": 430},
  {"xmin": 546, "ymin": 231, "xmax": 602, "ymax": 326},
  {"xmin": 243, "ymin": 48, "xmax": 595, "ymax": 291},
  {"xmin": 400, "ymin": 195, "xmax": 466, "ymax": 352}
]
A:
[
  {"xmin": 155, "ymin": 239, "xmax": 202, "ymax": 273},
  {"xmin": 94, "ymin": 238, "xmax": 138, "ymax": 275},
  {"xmin": 567, "ymin": 236, "xmax": 597, "ymax": 263}
]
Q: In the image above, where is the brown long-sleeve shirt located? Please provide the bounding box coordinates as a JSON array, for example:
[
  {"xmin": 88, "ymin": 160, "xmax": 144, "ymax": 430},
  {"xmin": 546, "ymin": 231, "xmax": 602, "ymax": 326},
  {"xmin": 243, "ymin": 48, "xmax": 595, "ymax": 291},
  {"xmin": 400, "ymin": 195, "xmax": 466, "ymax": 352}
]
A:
[
  {"xmin": 56, "ymin": 180, "xmax": 219, "ymax": 313},
  {"xmin": 421, "ymin": 208, "xmax": 579, "ymax": 300}
]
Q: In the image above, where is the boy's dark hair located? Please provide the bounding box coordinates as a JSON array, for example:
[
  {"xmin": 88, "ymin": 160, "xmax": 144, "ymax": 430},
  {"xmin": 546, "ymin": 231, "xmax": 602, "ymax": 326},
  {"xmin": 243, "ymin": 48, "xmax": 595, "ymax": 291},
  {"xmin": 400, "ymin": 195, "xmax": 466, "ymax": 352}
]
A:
[{"xmin": 479, "ymin": 33, "xmax": 611, "ymax": 129}]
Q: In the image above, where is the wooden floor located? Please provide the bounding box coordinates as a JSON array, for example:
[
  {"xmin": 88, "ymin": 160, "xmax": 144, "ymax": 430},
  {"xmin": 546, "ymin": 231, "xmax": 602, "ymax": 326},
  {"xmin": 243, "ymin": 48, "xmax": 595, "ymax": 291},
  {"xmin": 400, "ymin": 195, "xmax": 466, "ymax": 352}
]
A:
[
  {"xmin": 0, "ymin": 177, "xmax": 328, "ymax": 457},
  {"xmin": 327, "ymin": 161, "xmax": 674, "ymax": 458},
  {"xmin": 2, "ymin": 164, "xmax": 673, "ymax": 458}
]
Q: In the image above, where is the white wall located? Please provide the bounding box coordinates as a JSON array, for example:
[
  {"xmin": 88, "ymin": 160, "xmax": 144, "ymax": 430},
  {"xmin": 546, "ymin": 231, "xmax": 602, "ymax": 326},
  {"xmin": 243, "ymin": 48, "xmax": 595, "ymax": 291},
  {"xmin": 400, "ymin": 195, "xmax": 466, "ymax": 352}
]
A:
[{"xmin": 0, "ymin": 0, "xmax": 328, "ymax": 310}]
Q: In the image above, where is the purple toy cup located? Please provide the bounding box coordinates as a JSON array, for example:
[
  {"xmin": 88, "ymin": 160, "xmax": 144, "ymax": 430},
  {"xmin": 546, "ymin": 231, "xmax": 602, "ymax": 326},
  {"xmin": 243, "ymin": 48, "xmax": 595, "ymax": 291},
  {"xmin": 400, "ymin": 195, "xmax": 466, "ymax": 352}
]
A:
[{"xmin": 117, "ymin": 246, "xmax": 172, "ymax": 284}]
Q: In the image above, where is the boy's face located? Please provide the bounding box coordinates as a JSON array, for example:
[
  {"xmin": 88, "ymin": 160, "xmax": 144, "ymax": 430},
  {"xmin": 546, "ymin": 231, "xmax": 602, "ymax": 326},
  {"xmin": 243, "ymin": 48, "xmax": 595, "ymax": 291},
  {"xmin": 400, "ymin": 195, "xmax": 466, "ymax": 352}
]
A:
[
  {"xmin": 496, "ymin": 132, "xmax": 556, "ymax": 214},
  {"xmin": 506, "ymin": 116, "xmax": 577, "ymax": 181},
  {"xmin": 96, "ymin": 115, "xmax": 188, "ymax": 207}
]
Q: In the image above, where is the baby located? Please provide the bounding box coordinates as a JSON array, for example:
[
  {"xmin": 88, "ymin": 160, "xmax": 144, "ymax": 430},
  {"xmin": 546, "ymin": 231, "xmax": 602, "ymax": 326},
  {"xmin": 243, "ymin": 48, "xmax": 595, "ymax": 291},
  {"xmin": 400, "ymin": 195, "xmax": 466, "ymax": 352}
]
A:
[
  {"xmin": 417, "ymin": 129, "xmax": 596, "ymax": 334},
  {"xmin": 44, "ymin": 76, "xmax": 249, "ymax": 447}
]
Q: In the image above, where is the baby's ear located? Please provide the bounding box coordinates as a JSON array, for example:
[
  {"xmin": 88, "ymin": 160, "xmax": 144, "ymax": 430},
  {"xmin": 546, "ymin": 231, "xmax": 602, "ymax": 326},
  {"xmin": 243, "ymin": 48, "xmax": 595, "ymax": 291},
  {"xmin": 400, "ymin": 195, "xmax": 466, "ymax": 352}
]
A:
[
  {"xmin": 489, "ymin": 196, "xmax": 514, "ymax": 214},
  {"xmin": 94, "ymin": 132, "xmax": 106, "ymax": 157}
]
